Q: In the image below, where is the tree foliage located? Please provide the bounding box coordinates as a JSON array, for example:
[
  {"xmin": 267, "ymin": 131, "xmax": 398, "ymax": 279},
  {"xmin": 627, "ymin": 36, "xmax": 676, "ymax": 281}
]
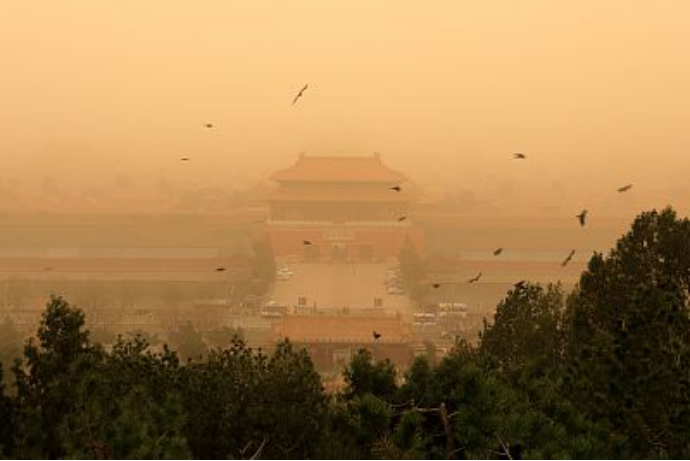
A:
[
  {"xmin": 398, "ymin": 238, "xmax": 429, "ymax": 303},
  {"xmin": 0, "ymin": 318, "xmax": 22, "ymax": 373},
  {"xmin": 564, "ymin": 207, "xmax": 690, "ymax": 457},
  {"xmin": 0, "ymin": 364, "xmax": 15, "ymax": 457},
  {"xmin": 481, "ymin": 283, "xmax": 566, "ymax": 375},
  {"xmin": 167, "ymin": 322, "xmax": 208, "ymax": 362},
  {"xmin": 1, "ymin": 207, "xmax": 689, "ymax": 458},
  {"xmin": 0, "ymin": 297, "xmax": 328, "ymax": 459},
  {"xmin": 251, "ymin": 237, "xmax": 277, "ymax": 295}
]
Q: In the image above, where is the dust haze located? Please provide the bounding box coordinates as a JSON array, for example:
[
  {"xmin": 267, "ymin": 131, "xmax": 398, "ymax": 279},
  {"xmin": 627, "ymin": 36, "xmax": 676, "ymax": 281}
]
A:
[
  {"xmin": 3, "ymin": 3, "xmax": 690, "ymax": 458},
  {"xmin": 1, "ymin": 0, "xmax": 689, "ymax": 362},
  {"xmin": 1, "ymin": 1, "xmax": 689, "ymax": 217}
]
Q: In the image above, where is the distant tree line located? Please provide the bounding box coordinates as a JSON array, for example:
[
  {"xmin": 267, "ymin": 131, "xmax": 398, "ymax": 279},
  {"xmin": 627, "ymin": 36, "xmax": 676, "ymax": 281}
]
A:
[
  {"xmin": 1, "ymin": 207, "xmax": 689, "ymax": 459},
  {"xmin": 398, "ymin": 239, "xmax": 430, "ymax": 303},
  {"xmin": 250, "ymin": 237, "xmax": 277, "ymax": 296}
]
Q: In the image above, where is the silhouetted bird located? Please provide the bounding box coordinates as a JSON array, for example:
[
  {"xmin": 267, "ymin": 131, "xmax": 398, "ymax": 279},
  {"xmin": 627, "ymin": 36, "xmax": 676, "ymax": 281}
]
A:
[
  {"xmin": 180, "ymin": 157, "xmax": 191, "ymax": 161},
  {"xmin": 618, "ymin": 184, "xmax": 633, "ymax": 193},
  {"xmin": 576, "ymin": 210, "xmax": 588, "ymax": 227},
  {"xmin": 432, "ymin": 283, "xmax": 441, "ymax": 289},
  {"xmin": 398, "ymin": 216, "xmax": 407, "ymax": 222},
  {"xmin": 204, "ymin": 123, "xmax": 214, "ymax": 128},
  {"xmin": 468, "ymin": 272, "xmax": 482, "ymax": 283},
  {"xmin": 215, "ymin": 267, "xmax": 226, "ymax": 272},
  {"xmin": 373, "ymin": 331, "xmax": 382, "ymax": 341},
  {"xmin": 514, "ymin": 280, "xmax": 526, "ymax": 290},
  {"xmin": 390, "ymin": 185, "xmax": 402, "ymax": 192},
  {"xmin": 292, "ymin": 84, "xmax": 308, "ymax": 105},
  {"xmin": 493, "ymin": 247, "xmax": 503, "ymax": 256},
  {"xmin": 562, "ymin": 250, "xmax": 576, "ymax": 267},
  {"xmin": 513, "ymin": 153, "xmax": 526, "ymax": 159},
  {"xmin": 303, "ymin": 240, "xmax": 312, "ymax": 246}
]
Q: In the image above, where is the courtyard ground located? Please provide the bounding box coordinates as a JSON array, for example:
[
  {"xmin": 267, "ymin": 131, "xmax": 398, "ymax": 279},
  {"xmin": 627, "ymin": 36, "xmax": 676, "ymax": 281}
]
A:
[{"xmin": 269, "ymin": 262, "xmax": 414, "ymax": 318}]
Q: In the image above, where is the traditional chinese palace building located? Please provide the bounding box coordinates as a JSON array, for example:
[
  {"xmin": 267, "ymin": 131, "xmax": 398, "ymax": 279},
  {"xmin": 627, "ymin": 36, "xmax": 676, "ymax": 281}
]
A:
[{"xmin": 267, "ymin": 153, "xmax": 421, "ymax": 262}]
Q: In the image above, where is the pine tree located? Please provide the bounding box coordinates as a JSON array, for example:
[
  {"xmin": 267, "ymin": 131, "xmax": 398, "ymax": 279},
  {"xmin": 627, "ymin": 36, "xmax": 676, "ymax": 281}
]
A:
[{"xmin": 565, "ymin": 207, "xmax": 690, "ymax": 457}]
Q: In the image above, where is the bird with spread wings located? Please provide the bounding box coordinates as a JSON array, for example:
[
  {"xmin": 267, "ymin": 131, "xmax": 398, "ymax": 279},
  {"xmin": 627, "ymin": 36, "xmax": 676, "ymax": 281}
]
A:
[
  {"xmin": 292, "ymin": 84, "xmax": 308, "ymax": 105},
  {"xmin": 468, "ymin": 272, "xmax": 482, "ymax": 283},
  {"xmin": 562, "ymin": 250, "xmax": 576, "ymax": 267}
]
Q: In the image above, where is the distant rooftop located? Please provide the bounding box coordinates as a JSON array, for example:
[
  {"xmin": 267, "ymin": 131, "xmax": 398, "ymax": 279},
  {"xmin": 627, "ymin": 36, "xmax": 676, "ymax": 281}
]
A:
[
  {"xmin": 271, "ymin": 153, "xmax": 408, "ymax": 183},
  {"xmin": 275, "ymin": 314, "xmax": 413, "ymax": 344}
]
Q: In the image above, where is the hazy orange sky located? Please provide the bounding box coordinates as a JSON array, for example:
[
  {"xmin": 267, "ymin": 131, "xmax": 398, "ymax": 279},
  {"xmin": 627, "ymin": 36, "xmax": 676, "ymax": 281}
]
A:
[{"xmin": 1, "ymin": 1, "xmax": 689, "ymax": 216}]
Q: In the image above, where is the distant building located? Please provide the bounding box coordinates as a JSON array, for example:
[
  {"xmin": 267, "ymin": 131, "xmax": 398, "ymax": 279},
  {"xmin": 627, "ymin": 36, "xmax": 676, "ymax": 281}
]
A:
[
  {"xmin": 267, "ymin": 153, "xmax": 422, "ymax": 262},
  {"xmin": 274, "ymin": 314, "xmax": 414, "ymax": 371}
]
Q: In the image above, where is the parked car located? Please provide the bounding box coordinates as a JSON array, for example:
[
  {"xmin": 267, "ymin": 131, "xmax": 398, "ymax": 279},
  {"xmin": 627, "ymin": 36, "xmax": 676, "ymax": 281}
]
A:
[
  {"xmin": 261, "ymin": 302, "xmax": 287, "ymax": 318},
  {"xmin": 277, "ymin": 266, "xmax": 294, "ymax": 275},
  {"xmin": 276, "ymin": 266, "xmax": 294, "ymax": 278},
  {"xmin": 387, "ymin": 286, "xmax": 406, "ymax": 295}
]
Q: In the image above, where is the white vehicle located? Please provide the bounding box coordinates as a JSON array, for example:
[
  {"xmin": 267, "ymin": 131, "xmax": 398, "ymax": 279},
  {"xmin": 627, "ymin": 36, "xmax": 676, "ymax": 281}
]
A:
[
  {"xmin": 276, "ymin": 272, "xmax": 291, "ymax": 281},
  {"xmin": 261, "ymin": 302, "xmax": 287, "ymax": 318},
  {"xmin": 387, "ymin": 286, "xmax": 406, "ymax": 295},
  {"xmin": 438, "ymin": 310, "xmax": 467, "ymax": 319},
  {"xmin": 385, "ymin": 278, "xmax": 402, "ymax": 287},
  {"xmin": 413, "ymin": 312, "xmax": 437, "ymax": 324},
  {"xmin": 438, "ymin": 302, "xmax": 468, "ymax": 314}
]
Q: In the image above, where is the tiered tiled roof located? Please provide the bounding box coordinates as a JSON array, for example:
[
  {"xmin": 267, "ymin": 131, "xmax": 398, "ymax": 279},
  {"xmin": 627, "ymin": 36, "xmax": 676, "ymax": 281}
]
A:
[{"xmin": 271, "ymin": 154, "xmax": 407, "ymax": 183}]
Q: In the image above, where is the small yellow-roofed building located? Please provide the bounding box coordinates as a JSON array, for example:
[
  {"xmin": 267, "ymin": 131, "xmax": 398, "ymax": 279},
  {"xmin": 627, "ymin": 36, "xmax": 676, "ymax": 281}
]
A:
[{"xmin": 274, "ymin": 314, "xmax": 414, "ymax": 372}]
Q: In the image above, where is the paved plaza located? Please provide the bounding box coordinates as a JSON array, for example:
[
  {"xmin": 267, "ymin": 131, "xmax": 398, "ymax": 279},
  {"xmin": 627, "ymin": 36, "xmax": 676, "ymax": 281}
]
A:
[{"xmin": 269, "ymin": 262, "xmax": 413, "ymax": 317}]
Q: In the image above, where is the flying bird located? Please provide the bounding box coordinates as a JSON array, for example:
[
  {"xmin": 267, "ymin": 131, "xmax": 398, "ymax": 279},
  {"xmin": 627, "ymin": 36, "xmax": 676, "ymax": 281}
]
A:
[
  {"xmin": 617, "ymin": 184, "xmax": 633, "ymax": 193},
  {"xmin": 493, "ymin": 248, "xmax": 503, "ymax": 256},
  {"xmin": 303, "ymin": 240, "xmax": 312, "ymax": 246},
  {"xmin": 180, "ymin": 157, "xmax": 191, "ymax": 162},
  {"xmin": 514, "ymin": 280, "xmax": 526, "ymax": 290},
  {"xmin": 204, "ymin": 123, "xmax": 214, "ymax": 128},
  {"xmin": 513, "ymin": 153, "xmax": 526, "ymax": 159},
  {"xmin": 390, "ymin": 185, "xmax": 402, "ymax": 192},
  {"xmin": 562, "ymin": 250, "xmax": 576, "ymax": 267},
  {"xmin": 215, "ymin": 267, "xmax": 226, "ymax": 272},
  {"xmin": 576, "ymin": 210, "xmax": 588, "ymax": 227},
  {"xmin": 432, "ymin": 283, "xmax": 441, "ymax": 289},
  {"xmin": 468, "ymin": 272, "xmax": 482, "ymax": 284},
  {"xmin": 373, "ymin": 331, "xmax": 382, "ymax": 341},
  {"xmin": 292, "ymin": 84, "xmax": 308, "ymax": 105},
  {"xmin": 398, "ymin": 216, "xmax": 407, "ymax": 222}
]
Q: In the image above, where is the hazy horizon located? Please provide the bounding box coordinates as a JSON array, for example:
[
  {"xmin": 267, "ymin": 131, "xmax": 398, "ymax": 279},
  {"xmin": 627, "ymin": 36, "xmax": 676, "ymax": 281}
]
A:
[{"xmin": 2, "ymin": 1, "xmax": 689, "ymax": 217}]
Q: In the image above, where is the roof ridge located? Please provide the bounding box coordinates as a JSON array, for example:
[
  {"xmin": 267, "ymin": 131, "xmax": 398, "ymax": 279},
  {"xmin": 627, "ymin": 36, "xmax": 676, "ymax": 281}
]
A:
[
  {"xmin": 272, "ymin": 154, "xmax": 408, "ymax": 183},
  {"xmin": 299, "ymin": 154, "xmax": 381, "ymax": 160}
]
